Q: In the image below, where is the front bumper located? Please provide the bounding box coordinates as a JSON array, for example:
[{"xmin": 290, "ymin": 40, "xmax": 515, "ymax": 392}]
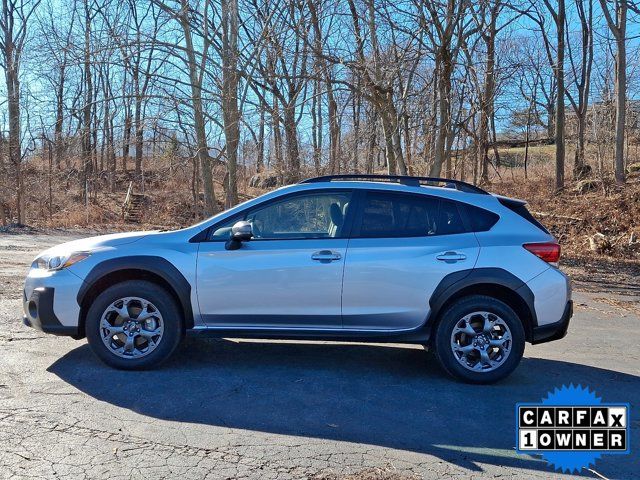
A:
[
  {"xmin": 23, "ymin": 286, "xmax": 80, "ymax": 338},
  {"xmin": 531, "ymin": 300, "xmax": 573, "ymax": 344}
]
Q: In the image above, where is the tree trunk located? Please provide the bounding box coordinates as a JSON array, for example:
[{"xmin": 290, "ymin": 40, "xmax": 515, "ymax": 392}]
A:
[
  {"xmin": 122, "ymin": 111, "xmax": 131, "ymax": 172},
  {"xmin": 221, "ymin": 0, "xmax": 240, "ymax": 207},
  {"xmin": 328, "ymin": 92, "xmax": 339, "ymax": 174},
  {"xmin": 311, "ymin": 75, "xmax": 322, "ymax": 174},
  {"xmin": 554, "ymin": 0, "xmax": 566, "ymax": 190},
  {"xmin": 180, "ymin": 4, "xmax": 216, "ymax": 215},
  {"xmin": 546, "ymin": 105, "xmax": 555, "ymax": 139},
  {"xmin": 54, "ymin": 65, "xmax": 66, "ymax": 169},
  {"xmin": 430, "ymin": 48, "xmax": 453, "ymax": 177},
  {"xmin": 375, "ymin": 92, "xmax": 407, "ymax": 175},
  {"xmin": 5, "ymin": 50, "xmax": 23, "ymax": 223},
  {"xmin": 597, "ymin": 0, "xmax": 627, "ymax": 183},
  {"xmin": 479, "ymin": 16, "xmax": 497, "ymax": 184},
  {"xmin": 256, "ymin": 101, "xmax": 265, "ymax": 173},
  {"xmin": 272, "ymin": 100, "xmax": 283, "ymax": 174},
  {"xmin": 392, "ymin": 119, "xmax": 407, "ymax": 175},
  {"xmin": 352, "ymin": 86, "xmax": 362, "ymax": 172},
  {"xmin": 571, "ymin": 0, "xmax": 593, "ymax": 179},
  {"xmin": 402, "ymin": 112, "xmax": 410, "ymax": 174},
  {"xmin": 109, "ymin": 115, "xmax": 116, "ymax": 192},
  {"xmin": 365, "ymin": 108, "xmax": 377, "ymax": 174},
  {"xmin": 82, "ymin": 0, "xmax": 93, "ymax": 202},
  {"xmin": 574, "ymin": 114, "xmax": 587, "ymax": 177},
  {"xmin": 307, "ymin": 0, "xmax": 340, "ymax": 174},
  {"xmin": 134, "ymin": 91, "xmax": 143, "ymax": 176},
  {"xmin": 614, "ymin": 6, "xmax": 627, "ymax": 184},
  {"xmin": 379, "ymin": 106, "xmax": 397, "ymax": 174},
  {"xmin": 282, "ymin": 103, "xmax": 300, "ymax": 180}
]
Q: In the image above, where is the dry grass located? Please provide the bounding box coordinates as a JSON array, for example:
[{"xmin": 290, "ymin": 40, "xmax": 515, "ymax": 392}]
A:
[{"xmin": 490, "ymin": 176, "xmax": 640, "ymax": 260}]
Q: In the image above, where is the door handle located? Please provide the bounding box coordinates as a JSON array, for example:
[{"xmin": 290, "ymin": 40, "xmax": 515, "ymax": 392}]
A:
[
  {"xmin": 436, "ymin": 251, "xmax": 467, "ymax": 262},
  {"xmin": 311, "ymin": 250, "xmax": 342, "ymax": 262}
]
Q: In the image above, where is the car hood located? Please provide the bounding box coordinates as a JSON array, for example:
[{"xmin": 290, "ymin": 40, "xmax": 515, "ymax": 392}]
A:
[{"xmin": 38, "ymin": 231, "xmax": 157, "ymax": 257}]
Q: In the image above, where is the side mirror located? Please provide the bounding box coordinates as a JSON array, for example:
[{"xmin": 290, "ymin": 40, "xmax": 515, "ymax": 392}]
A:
[{"xmin": 225, "ymin": 221, "xmax": 252, "ymax": 250}]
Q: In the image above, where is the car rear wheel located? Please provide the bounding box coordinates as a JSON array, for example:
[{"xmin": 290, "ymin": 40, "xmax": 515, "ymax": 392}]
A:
[
  {"xmin": 86, "ymin": 280, "xmax": 182, "ymax": 369},
  {"xmin": 433, "ymin": 295, "xmax": 525, "ymax": 384}
]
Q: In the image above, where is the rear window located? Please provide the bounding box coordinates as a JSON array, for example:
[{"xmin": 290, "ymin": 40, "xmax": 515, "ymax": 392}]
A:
[
  {"xmin": 356, "ymin": 192, "xmax": 466, "ymax": 238},
  {"xmin": 498, "ymin": 197, "xmax": 549, "ymax": 234}
]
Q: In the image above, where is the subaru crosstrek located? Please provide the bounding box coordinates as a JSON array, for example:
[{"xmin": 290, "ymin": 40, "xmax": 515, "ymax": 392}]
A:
[{"xmin": 22, "ymin": 175, "xmax": 572, "ymax": 383}]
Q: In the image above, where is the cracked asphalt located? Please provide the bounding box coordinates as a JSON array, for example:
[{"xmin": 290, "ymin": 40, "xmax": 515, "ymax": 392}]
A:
[{"xmin": 0, "ymin": 231, "xmax": 638, "ymax": 479}]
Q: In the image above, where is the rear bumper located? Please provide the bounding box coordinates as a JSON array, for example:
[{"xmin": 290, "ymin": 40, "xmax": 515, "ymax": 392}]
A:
[
  {"xmin": 531, "ymin": 300, "xmax": 573, "ymax": 345},
  {"xmin": 23, "ymin": 287, "xmax": 80, "ymax": 338}
]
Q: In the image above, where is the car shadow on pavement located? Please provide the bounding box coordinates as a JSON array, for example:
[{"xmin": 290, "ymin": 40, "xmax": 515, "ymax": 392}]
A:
[{"xmin": 48, "ymin": 339, "xmax": 638, "ymax": 478}]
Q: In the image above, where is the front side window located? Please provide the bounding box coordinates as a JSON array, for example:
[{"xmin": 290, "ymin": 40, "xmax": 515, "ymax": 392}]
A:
[
  {"xmin": 209, "ymin": 214, "xmax": 243, "ymax": 240},
  {"xmin": 209, "ymin": 191, "xmax": 352, "ymax": 241},
  {"xmin": 247, "ymin": 192, "xmax": 352, "ymax": 239},
  {"xmin": 356, "ymin": 192, "xmax": 466, "ymax": 238}
]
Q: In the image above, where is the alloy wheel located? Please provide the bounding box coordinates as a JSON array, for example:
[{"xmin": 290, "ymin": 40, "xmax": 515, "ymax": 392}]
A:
[
  {"xmin": 99, "ymin": 297, "xmax": 164, "ymax": 359},
  {"xmin": 450, "ymin": 311, "xmax": 512, "ymax": 372}
]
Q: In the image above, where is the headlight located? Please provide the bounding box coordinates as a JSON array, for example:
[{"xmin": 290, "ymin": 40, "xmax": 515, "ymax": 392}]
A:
[{"xmin": 31, "ymin": 252, "xmax": 92, "ymax": 271}]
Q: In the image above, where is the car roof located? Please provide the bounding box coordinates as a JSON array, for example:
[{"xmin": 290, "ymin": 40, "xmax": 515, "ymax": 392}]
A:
[
  {"xmin": 300, "ymin": 174, "xmax": 488, "ymax": 194},
  {"xmin": 283, "ymin": 180, "xmax": 489, "ymax": 204}
]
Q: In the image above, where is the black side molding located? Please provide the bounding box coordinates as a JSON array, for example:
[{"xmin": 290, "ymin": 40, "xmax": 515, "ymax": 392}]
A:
[
  {"xmin": 428, "ymin": 267, "xmax": 538, "ymax": 335},
  {"xmin": 77, "ymin": 256, "xmax": 194, "ymax": 328},
  {"xmin": 24, "ymin": 287, "xmax": 81, "ymax": 338},
  {"xmin": 531, "ymin": 301, "xmax": 573, "ymax": 344}
]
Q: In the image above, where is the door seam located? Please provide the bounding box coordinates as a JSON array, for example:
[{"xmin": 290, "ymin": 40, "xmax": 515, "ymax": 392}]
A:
[{"xmin": 339, "ymin": 237, "xmax": 351, "ymax": 328}]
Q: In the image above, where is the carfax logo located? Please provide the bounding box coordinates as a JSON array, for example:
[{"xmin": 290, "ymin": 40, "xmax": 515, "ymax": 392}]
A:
[{"xmin": 515, "ymin": 384, "xmax": 631, "ymax": 473}]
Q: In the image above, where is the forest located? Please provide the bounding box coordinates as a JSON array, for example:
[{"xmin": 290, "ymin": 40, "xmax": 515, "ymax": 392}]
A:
[{"xmin": 0, "ymin": 0, "xmax": 639, "ymax": 248}]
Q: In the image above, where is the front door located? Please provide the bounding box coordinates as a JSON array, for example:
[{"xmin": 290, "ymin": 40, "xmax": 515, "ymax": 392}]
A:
[{"xmin": 196, "ymin": 190, "xmax": 353, "ymax": 329}]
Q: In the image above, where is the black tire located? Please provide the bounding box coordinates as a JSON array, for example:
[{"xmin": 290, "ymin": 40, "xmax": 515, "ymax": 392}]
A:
[
  {"xmin": 85, "ymin": 280, "xmax": 183, "ymax": 370},
  {"xmin": 433, "ymin": 295, "xmax": 525, "ymax": 384}
]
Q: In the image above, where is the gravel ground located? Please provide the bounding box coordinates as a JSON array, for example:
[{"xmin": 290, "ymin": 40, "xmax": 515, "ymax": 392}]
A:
[{"xmin": 0, "ymin": 231, "xmax": 638, "ymax": 479}]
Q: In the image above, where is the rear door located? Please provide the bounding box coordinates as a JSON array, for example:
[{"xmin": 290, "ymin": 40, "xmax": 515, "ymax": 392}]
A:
[{"xmin": 341, "ymin": 190, "xmax": 480, "ymax": 330}]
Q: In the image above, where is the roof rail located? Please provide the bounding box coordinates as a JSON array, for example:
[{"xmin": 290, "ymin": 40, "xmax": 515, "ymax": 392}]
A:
[{"xmin": 300, "ymin": 174, "xmax": 488, "ymax": 194}]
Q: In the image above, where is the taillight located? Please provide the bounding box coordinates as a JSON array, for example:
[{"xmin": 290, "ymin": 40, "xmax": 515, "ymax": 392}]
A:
[{"xmin": 523, "ymin": 242, "xmax": 561, "ymax": 265}]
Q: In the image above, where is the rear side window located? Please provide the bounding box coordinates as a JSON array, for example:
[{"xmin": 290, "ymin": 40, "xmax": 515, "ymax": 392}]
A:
[
  {"xmin": 438, "ymin": 200, "xmax": 467, "ymax": 235},
  {"xmin": 465, "ymin": 204, "xmax": 500, "ymax": 232},
  {"xmin": 356, "ymin": 192, "xmax": 466, "ymax": 238},
  {"xmin": 498, "ymin": 197, "xmax": 549, "ymax": 234}
]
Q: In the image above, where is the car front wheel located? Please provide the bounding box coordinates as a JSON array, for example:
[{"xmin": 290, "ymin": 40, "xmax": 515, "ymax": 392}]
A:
[
  {"xmin": 85, "ymin": 280, "xmax": 183, "ymax": 369},
  {"xmin": 433, "ymin": 295, "xmax": 525, "ymax": 384}
]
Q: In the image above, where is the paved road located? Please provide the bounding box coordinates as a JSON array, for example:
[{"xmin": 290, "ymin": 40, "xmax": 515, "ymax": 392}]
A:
[{"xmin": 0, "ymin": 231, "xmax": 638, "ymax": 479}]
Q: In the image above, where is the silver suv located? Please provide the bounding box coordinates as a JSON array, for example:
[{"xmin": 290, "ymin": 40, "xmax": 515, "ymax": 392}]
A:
[{"xmin": 23, "ymin": 175, "xmax": 572, "ymax": 383}]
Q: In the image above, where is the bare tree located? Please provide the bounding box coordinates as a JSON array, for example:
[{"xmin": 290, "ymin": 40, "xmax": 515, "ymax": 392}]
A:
[
  {"xmin": 519, "ymin": 0, "xmax": 566, "ymax": 189},
  {"xmin": 347, "ymin": 0, "xmax": 407, "ymax": 175},
  {"xmin": 598, "ymin": 0, "xmax": 632, "ymax": 184},
  {"xmin": 565, "ymin": 0, "xmax": 593, "ymax": 178},
  {"xmin": 0, "ymin": 0, "xmax": 40, "ymax": 223},
  {"xmin": 154, "ymin": 0, "xmax": 217, "ymax": 214},
  {"xmin": 221, "ymin": 0, "xmax": 239, "ymax": 206},
  {"xmin": 548, "ymin": 0, "xmax": 566, "ymax": 190},
  {"xmin": 472, "ymin": 0, "xmax": 510, "ymax": 184},
  {"xmin": 417, "ymin": 0, "xmax": 469, "ymax": 177},
  {"xmin": 80, "ymin": 0, "xmax": 95, "ymax": 201},
  {"xmin": 307, "ymin": 0, "xmax": 340, "ymax": 174},
  {"xmin": 36, "ymin": 0, "xmax": 76, "ymax": 170}
]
